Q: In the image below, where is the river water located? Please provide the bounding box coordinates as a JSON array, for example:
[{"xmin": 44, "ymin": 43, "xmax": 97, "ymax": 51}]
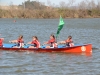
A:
[{"xmin": 0, "ymin": 18, "xmax": 100, "ymax": 75}]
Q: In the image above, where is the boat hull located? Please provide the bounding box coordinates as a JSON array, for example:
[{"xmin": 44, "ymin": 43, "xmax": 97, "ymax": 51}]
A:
[{"xmin": 0, "ymin": 44, "xmax": 92, "ymax": 53}]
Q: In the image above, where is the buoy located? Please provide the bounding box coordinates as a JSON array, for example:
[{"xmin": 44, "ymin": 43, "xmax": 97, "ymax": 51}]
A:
[{"xmin": 14, "ymin": 20, "xmax": 16, "ymax": 22}]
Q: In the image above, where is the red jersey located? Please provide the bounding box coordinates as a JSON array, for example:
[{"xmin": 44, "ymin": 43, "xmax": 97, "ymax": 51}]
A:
[
  {"xmin": 65, "ymin": 39, "xmax": 73, "ymax": 43},
  {"xmin": 47, "ymin": 38, "xmax": 57, "ymax": 48},
  {"xmin": 17, "ymin": 39, "xmax": 24, "ymax": 43},
  {"xmin": 65, "ymin": 39, "xmax": 74, "ymax": 47},
  {"xmin": 31, "ymin": 40, "xmax": 40, "ymax": 48},
  {"xmin": 0, "ymin": 39, "xmax": 3, "ymax": 47},
  {"xmin": 47, "ymin": 38, "xmax": 55, "ymax": 44}
]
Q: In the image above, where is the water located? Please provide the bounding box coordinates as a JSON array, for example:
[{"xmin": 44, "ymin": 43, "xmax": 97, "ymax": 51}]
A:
[{"xmin": 0, "ymin": 18, "xmax": 100, "ymax": 75}]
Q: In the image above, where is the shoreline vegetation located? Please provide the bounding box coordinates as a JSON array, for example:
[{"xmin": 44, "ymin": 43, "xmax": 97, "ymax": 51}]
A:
[{"xmin": 0, "ymin": 0, "xmax": 100, "ymax": 19}]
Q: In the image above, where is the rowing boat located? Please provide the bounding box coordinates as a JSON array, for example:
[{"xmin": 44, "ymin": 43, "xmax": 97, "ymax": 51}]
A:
[{"xmin": 0, "ymin": 43, "xmax": 92, "ymax": 53}]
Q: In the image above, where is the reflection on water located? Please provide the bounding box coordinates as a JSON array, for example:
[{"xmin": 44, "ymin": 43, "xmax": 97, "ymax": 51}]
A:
[
  {"xmin": 0, "ymin": 18, "xmax": 100, "ymax": 75},
  {"xmin": 0, "ymin": 51, "xmax": 94, "ymax": 75}
]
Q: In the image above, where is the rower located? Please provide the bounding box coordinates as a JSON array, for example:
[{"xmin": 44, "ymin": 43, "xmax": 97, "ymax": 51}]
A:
[
  {"xmin": 58, "ymin": 36, "xmax": 74, "ymax": 47},
  {"xmin": 28, "ymin": 36, "xmax": 40, "ymax": 48},
  {"xmin": 0, "ymin": 38, "xmax": 4, "ymax": 47},
  {"xmin": 44, "ymin": 34, "xmax": 57, "ymax": 48},
  {"xmin": 9, "ymin": 35, "xmax": 24, "ymax": 48}
]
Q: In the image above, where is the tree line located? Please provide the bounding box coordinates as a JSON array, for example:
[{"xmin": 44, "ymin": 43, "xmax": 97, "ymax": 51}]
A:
[{"xmin": 0, "ymin": 0, "xmax": 100, "ymax": 18}]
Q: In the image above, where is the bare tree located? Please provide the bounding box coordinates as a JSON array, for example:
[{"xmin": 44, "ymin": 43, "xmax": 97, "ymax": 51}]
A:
[
  {"xmin": 9, "ymin": 1, "xmax": 13, "ymax": 8},
  {"xmin": 97, "ymin": 0, "xmax": 100, "ymax": 10},
  {"xmin": 67, "ymin": 0, "xmax": 76, "ymax": 7},
  {"xmin": 88, "ymin": 0, "xmax": 96, "ymax": 9},
  {"xmin": 47, "ymin": 0, "xmax": 51, "ymax": 6},
  {"xmin": 47, "ymin": 0, "xmax": 55, "ymax": 8},
  {"xmin": 78, "ymin": 1, "xmax": 87, "ymax": 10},
  {"xmin": 59, "ymin": 1, "xmax": 67, "ymax": 8}
]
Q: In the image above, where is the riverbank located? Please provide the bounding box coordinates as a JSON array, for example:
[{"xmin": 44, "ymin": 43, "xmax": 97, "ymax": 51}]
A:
[
  {"xmin": 0, "ymin": 8, "xmax": 100, "ymax": 19},
  {"xmin": 0, "ymin": 0, "xmax": 100, "ymax": 19}
]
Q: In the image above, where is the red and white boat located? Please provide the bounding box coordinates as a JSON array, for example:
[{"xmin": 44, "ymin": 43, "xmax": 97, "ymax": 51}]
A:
[{"xmin": 0, "ymin": 44, "xmax": 92, "ymax": 53}]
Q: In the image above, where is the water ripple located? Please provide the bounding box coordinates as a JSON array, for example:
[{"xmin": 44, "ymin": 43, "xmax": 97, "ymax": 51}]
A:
[{"xmin": 0, "ymin": 18, "xmax": 100, "ymax": 75}]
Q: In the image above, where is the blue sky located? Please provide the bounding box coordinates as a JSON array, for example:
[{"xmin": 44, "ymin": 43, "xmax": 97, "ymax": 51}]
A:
[{"xmin": 0, "ymin": 0, "xmax": 98, "ymax": 6}]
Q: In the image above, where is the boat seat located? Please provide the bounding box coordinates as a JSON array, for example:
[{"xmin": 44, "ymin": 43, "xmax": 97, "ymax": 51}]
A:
[
  {"xmin": 24, "ymin": 44, "xmax": 33, "ymax": 48},
  {"xmin": 3, "ymin": 44, "xmax": 17, "ymax": 48},
  {"xmin": 58, "ymin": 45, "xmax": 66, "ymax": 48}
]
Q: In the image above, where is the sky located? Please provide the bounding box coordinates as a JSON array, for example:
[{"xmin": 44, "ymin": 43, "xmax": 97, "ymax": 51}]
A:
[{"xmin": 0, "ymin": 0, "xmax": 99, "ymax": 6}]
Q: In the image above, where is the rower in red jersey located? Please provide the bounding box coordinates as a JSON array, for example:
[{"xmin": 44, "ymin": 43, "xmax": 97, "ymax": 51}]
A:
[
  {"xmin": 0, "ymin": 38, "xmax": 4, "ymax": 47},
  {"xmin": 28, "ymin": 36, "xmax": 40, "ymax": 48},
  {"xmin": 44, "ymin": 34, "xmax": 57, "ymax": 48},
  {"xmin": 9, "ymin": 35, "xmax": 24, "ymax": 48},
  {"xmin": 58, "ymin": 36, "xmax": 74, "ymax": 47},
  {"xmin": 65, "ymin": 36, "xmax": 74, "ymax": 47}
]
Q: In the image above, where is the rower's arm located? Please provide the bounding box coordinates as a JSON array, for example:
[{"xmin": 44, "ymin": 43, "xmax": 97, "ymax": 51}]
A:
[
  {"xmin": 0, "ymin": 38, "xmax": 4, "ymax": 41},
  {"xmin": 9, "ymin": 40, "xmax": 17, "ymax": 43},
  {"xmin": 57, "ymin": 41, "xmax": 66, "ymax": 44},
  {"xmin": 44, "ymin": 41, "xmax": 48, "ymax": 44},
  {"xmin": 27, "ymin": 42, "xmax": 31, "ymax": 44}
]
